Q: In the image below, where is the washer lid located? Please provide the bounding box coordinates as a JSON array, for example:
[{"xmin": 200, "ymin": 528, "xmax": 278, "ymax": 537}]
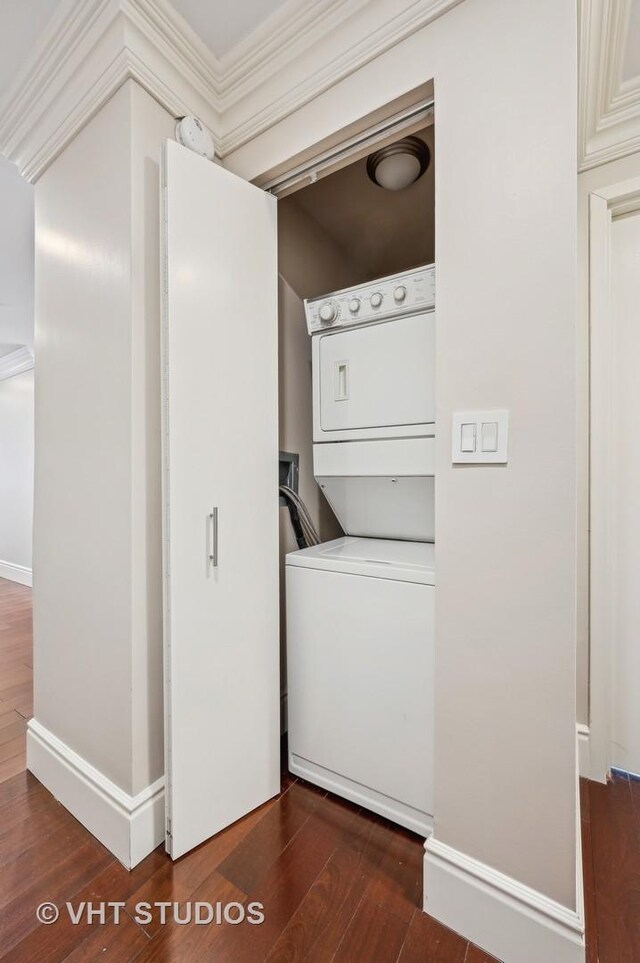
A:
[{"xmin": 286, "ymin": 536, "xmax": 435, "ymax": 585}]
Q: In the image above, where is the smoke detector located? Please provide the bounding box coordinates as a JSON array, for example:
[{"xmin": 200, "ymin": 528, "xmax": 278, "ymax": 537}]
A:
[{"xmin": 175, "ymin": 116, "xmax": 215, "ymax": 161}]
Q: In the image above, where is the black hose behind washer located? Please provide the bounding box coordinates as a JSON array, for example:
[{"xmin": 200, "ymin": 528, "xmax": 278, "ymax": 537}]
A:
[{"xmin": 280, "ymin": 488, "xmax": 309, "ymax": 549}]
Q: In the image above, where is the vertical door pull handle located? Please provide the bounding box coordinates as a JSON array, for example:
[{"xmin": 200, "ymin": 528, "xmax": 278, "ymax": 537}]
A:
[{"xmin": 209, "ymin": 508, "xmax": 218, "ymax": 567}]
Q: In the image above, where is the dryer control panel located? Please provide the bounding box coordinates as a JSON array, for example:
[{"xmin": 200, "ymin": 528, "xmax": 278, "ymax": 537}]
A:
[{"xmin": 304, "ymin": 264, "xmax": 435, "ymax": 335}]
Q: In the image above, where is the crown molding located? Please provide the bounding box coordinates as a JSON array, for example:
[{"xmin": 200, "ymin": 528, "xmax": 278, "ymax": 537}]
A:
[
  {"xmin": 0, "ymin": 0, "xmax": 462, "ymax": 181},
  {"xmin": 0, "ymin": 346, "xmax": 34, "ymax": 382},
  {"xmin": 579, "ymin": 0, "xmax": 640, "ymax": 171},
  {"xmin": 217, "ymin": 0, "xmax": 463, "ymax": 156},
  {"xmin": 0, "ymin": 0, "xmax": 223, "ymax": 181},
  {"xmin": 217, "ymin": 0, "xmax": 365, "ymax": 107}
]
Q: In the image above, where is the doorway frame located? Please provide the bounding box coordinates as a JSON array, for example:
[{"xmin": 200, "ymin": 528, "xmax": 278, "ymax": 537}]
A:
[
  {"xmin": 255, "ymin": 83, "xmax": 434, "ymax": 197},
  {"xmin": 588, "ymin": 174, "xmax": 640, "ymax": 783}
]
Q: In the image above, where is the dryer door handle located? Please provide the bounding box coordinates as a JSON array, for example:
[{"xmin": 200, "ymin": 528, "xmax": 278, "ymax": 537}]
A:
[{"xmin": 335, "ymin": 361, "xmax": 349, "ymax": 401}]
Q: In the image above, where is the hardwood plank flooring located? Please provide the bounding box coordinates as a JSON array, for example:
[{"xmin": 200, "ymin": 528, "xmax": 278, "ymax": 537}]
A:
[
  {"xmin": 587, "ymin": 770, "xmax": 640, "ymax": 962},
  {"xmin": 0, "ymin": 578, "xmax": 638, "ymax": 961}
]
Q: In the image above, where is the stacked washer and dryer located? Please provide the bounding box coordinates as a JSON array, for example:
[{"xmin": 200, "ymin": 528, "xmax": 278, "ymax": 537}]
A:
[{"xmin": 285, "ymin": 264, "xmax": 436, "ymax": 837}]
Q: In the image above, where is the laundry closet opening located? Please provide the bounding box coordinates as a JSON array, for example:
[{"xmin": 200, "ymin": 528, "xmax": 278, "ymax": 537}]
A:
[
  {"xmin": 276, "ymin": 118, "xmax": 437, "ymax": 835},
  {"xmin": 159, "ymin": 100, "xmax": 436, "ymax": 859}
]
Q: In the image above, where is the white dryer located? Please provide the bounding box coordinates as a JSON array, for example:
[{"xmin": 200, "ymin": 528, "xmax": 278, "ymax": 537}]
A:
[
  {"xmin": 286, "ymin": 537, "xmax": 435, "ymax": 836},
  {"xmin": 305, "ymin": 264, "xmax": 435, "ymax": 541}
]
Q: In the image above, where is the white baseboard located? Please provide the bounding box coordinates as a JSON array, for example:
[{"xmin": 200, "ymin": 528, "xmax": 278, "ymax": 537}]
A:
[
  {"xmin": 27, "ymin": 719, "xmax": 165, "ymax": 869},
  {"xmin": 0, "ymin": 560, "xmax": 33, "ymax": 587},
  {"xmin": 291, "ymin": 751, "xmax": 433, "ymax": 837},
  {"xmin": 577, "ymin": 723, "xmax": 591, "ymax": 779},
  {"xmin": 424, "ymin": 838, "xmax": 585, "ymax": 963}
]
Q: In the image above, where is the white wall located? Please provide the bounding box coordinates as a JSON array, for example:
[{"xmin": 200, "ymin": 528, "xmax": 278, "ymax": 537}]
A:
[
  {"xmin": 278, "ymin": 195, "xmax": 368, "ymax": 300},
  {"xmin": 0, "ymin": 157, "xmax": 35, "ymax": 586},
  {"xmin": 33, "ymin": 80, "xmax": 173, "ymax": 797},
  {"xmin": 227, "ymin": 0, "xmax": 579, "ymax": 915},
  {"xmin": 0, "ymin": 156, "xmax": 34, "ymax": 350},
  {"xmin": 0, "ymin": 370, "xmax": 34, "ymax": 581}
]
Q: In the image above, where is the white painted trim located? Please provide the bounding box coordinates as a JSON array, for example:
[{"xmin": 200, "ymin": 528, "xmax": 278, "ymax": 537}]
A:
[
  {"xmin": 0, "ymin": 0, "xmax": 461, "ymax": 180},
  {"xmin": 589, "ymin": 189, "xmax": 614, "ymax": 784},
  {"xmin": 216, "ymin": 0, "xmax": 462, "ymax": 156},
  {"xmin": 217, "ymin": 0, "xmax": 370, "ymax": 108},
  {"xmin": 574, "ymin": 726, "xmax": 586, "ymax": 959},
  {"xmin": 0, "ymin": 347, "xmax": 34, "ymax": 382},
  {"xmin": 263, "ymin": 97, "xmax": 433, "ymax": 196},
  {"xmin": 0, "ymin": 0, "xmax": 223, "ymax": 181},
  {"xmin": 579, "ymin": 0, "xmax": 640, "ymax": 171},
  {"xmin": 577, "ymin": 723, "xmax": 591, "ymax": 778},
  {"xmin": 26, "ymin": 719, "xmax": 165, "ymax": 869},
  {"xmin": 0, "ymin": 561, "xmax": 33, "ymax": 587},
  {"xmin": 589, "ymin": 173, "xmax": 640, "ymax": 203},
  {"xmin": 424, "ymin": 838, "xmax": 585, "ymax": 963},
  {"xmin": 291, "ymin": 752, "xmax": 433, "ymax": 838},
  {"xmin": 424, "ymin": 718, "xmax": 586, "ymax": 961},
  {"xmin": 588, "ymin": 176, "xmax": 640, "ymax": 784}
]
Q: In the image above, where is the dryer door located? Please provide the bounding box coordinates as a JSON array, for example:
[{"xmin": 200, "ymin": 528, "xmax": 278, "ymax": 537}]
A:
[{"xmin": 314, "ymin": 312, "xmax": 435, "ymax": 441}]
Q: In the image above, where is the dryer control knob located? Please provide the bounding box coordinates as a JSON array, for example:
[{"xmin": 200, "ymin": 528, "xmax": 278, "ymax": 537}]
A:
[
  {"xmin": 394, "ymin": 285, "xmax": 407, "ymax": 302},
  {"xmin": 319, "ymin": 301, "xmax": 337, "ymax": 324},
  {"xmin": 348, "ymin": 298, "xmax": 361, "ymax": 313},
  {"xmin": 370, "ymin": 292, "xmax": 383, "ymax": 308}
]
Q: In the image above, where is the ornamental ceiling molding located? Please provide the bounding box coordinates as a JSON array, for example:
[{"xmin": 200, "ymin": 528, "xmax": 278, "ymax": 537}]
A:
[
  {"xmin": 0, "ymin": 346, "xmax": 35, "ymax": 382},
  {"xmin": 579, "ymin": 0, "xmax": 640, "ymax": 171},
  {"xmin": 0, "ymin": 0, "xmax": 462, "ymax": 182}
]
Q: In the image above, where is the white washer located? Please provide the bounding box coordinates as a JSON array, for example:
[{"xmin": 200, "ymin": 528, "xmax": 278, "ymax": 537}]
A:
[{"xmin": 286, "ymin": 536, "xmax": 435, "ymax": 836}]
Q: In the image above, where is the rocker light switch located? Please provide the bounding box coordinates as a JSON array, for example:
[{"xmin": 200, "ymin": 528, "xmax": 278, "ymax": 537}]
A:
[
  {"xmin": 481, "ymin": 421, "xmax": 498, "ymax": 452},
  {"xmin": 460, "ymin": 423, "xmax": 476, "ymax": 452},
  {"xmin": 452, "ymin": 410, "xmax": 509, "ymax": 464}
]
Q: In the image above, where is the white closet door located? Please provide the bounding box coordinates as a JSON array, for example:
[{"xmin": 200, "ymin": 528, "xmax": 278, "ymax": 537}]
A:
[{"xmin": 161, "ymin": 140, "xmax": 280, "ymax": 859}]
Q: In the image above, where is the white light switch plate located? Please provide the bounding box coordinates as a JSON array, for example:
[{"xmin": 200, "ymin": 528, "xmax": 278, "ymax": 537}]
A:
[{"xmin": 452, "ymin": 410, "xmax": 509, "ymax": 464}]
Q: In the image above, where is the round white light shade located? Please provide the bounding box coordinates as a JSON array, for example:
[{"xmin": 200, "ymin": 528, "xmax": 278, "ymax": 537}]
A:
[
  {"xmin": 373, "ymin": 152, "xmax": 422, "ymax": 191},
  {"xmin": 366, "ymin": 136, "xmax": 430, "ymax": 191}
]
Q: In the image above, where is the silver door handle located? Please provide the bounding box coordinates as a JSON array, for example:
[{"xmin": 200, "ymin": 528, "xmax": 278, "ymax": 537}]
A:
[{"xmin": 209, "ymin": 508, "xmax": 218, "ymax": 567}]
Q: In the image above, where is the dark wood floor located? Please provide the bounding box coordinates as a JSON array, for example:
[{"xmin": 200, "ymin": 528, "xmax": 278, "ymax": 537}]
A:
[{"xmin": 0, "ymin": 578, "xmax": 638, "ymax": 962}]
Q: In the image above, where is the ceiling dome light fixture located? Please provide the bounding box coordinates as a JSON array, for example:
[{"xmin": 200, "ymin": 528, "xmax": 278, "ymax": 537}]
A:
[{"xmin": 366, "ymin": 136, "xmax": 430, "ymax": 191}]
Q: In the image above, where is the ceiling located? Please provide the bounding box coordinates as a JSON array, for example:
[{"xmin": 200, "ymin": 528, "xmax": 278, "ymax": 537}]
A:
[
  {"xmin": 171, "ymin": 0, "xmax": 288, "ymax": 58},
  {"xmin": 0, "ymin": 0, "xmax": 292, "ymax": 100},
  {"xmin": 0, "ymin": 0, "xmax": 59, "ymax": 101},
  {"xmin": 283, "ymin": 126, "xmax": 435, "ymax": 284}
]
